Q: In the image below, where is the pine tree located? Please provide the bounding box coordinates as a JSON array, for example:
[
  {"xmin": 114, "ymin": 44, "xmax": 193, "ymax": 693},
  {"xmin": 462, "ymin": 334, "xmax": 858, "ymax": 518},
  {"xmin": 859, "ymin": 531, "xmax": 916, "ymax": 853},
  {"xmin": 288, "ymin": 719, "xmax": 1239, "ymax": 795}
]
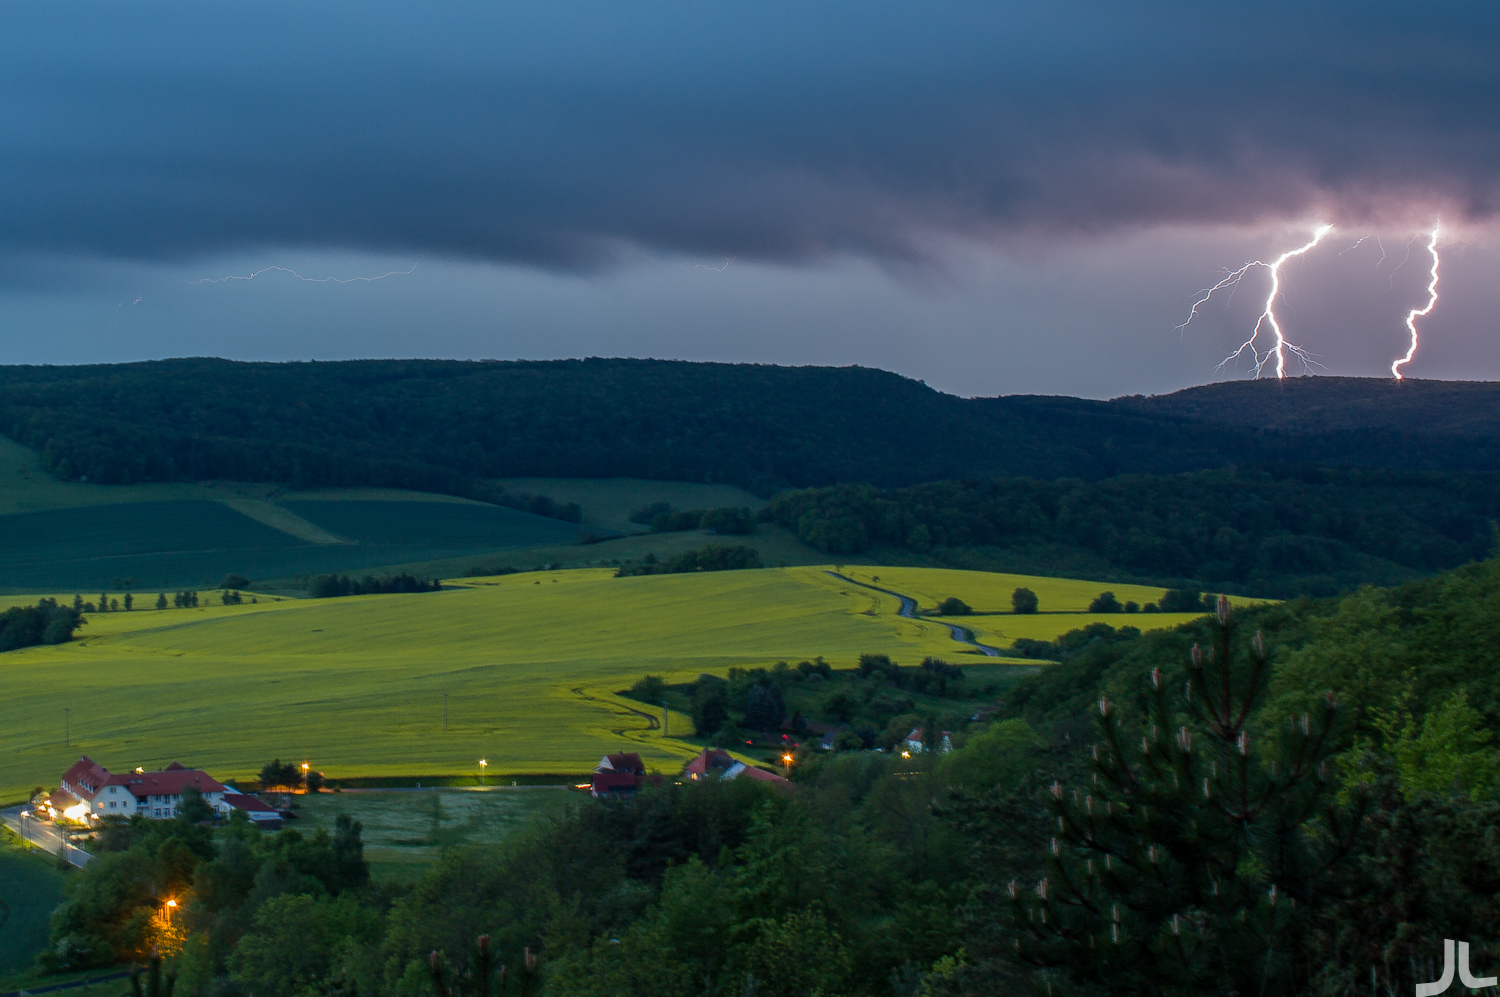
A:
[
  {"xmin": 427, "ymin": 935, "xmax": 539, "ymax": 997},
  {"xmin": 1008, "ymin": 597, "xmax": 1365, "ymax": 996},
  {"xmin": 155, "ymin": 592, "xmax": 168, "ymax": 610}
]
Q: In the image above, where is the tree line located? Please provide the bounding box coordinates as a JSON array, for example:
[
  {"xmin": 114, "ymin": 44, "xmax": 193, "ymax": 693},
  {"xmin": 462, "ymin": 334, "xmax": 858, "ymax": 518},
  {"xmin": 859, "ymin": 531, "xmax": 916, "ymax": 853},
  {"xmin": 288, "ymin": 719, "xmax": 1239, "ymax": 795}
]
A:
[
  {"xmin": 613, "ymin": 545, "xmax": 761, "ymax": 577},
  {"xmin": 762, "ymin": 467, "xmax": 1500, "ymax": 597},
  {"xmin": 628, "ymin": 503, "xmax": 755, "ymax": 534},
  {"xmin": 0, "ymin": 598, "xmax": 83, "ymax": 652},
  {"xmin": 11, "ymin": 359, "xmax": 1500, "ymax": 506},
  {"xmin": 308, "ymin": 573, "xmax": 442, "ymax": 598}
]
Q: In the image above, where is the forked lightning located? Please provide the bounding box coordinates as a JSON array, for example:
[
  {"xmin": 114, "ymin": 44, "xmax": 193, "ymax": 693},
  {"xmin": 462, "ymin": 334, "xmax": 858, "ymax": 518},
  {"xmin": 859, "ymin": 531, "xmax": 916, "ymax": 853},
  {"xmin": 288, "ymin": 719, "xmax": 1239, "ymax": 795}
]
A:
[
  {"xmin": 1391, "ymin": 224, "xmax": 1440, "ymax": 380},
  {"xmin": 1179, "ymin": 225, "xmax": 1333, "ymax": 379}
]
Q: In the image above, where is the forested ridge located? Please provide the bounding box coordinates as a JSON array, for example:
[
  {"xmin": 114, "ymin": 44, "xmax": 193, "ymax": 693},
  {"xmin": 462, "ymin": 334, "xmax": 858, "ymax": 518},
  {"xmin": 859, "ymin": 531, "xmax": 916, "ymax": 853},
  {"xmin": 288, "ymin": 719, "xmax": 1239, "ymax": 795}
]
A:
[
  {"xmin": 6, "ymin": 359, "xmax": 1500, "ymax": 497},
  {"xmin": 37, "ymin": 551, "xmax": 1500, "ymax": 997},
  {"xmin": 762, "ymin": 467, "xmax": 1500, "ymax": 597}
]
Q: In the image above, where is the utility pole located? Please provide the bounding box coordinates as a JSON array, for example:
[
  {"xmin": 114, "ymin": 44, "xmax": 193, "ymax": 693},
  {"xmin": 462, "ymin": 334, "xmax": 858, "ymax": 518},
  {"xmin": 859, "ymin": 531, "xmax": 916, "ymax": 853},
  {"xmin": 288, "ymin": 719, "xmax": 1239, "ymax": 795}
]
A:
[
  {"xmin": 65, "ymin": 708, "xmax": 70, "ymax": 748},
  {"xmin": 443, "ymin": 692, "xmax": 448, "ymax": 730},
  {"xmin": 662, "ymin": 701, "xmax": 669, "ymax": 738}
]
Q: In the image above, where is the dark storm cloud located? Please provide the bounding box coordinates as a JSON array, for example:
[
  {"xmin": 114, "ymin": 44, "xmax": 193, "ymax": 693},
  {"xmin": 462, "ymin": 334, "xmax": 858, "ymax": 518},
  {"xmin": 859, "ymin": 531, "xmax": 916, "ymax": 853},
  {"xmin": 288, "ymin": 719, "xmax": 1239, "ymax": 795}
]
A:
[{"xmin": 2, "ymin": 1, "xmax": 1496, "ymax": 270}]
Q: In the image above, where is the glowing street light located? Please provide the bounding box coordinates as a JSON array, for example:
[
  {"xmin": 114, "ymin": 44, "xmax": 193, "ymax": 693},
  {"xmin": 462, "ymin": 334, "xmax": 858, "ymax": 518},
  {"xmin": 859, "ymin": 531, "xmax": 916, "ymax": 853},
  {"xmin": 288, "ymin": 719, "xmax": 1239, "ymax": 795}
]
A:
[
  {"xmin": 782, "ymin": 753, "xmax": 793, "ymax": 776},
  {"xmin": 479, "ymin": 759, "xmax": 488, "ymax": 785}
]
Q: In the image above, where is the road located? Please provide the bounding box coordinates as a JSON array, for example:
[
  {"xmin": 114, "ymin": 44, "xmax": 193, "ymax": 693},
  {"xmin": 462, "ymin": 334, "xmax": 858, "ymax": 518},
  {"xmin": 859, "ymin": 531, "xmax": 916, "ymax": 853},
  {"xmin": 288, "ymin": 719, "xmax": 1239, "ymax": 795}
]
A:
[
  {"xmin": 1, "ymin": 805, "xmax": 93, "ymax": 868},
  {"xmin": 825, "ymin": 572, "xmax": 1004, "ymax": 657}
]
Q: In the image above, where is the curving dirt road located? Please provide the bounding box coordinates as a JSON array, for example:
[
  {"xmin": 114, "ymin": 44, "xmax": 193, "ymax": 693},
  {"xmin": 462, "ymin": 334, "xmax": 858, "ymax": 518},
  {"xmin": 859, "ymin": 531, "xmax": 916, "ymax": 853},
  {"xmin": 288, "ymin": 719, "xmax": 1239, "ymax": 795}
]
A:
[{"xmin": 825, "ymin": 571, "xmax": 1004, "ymax": 657}]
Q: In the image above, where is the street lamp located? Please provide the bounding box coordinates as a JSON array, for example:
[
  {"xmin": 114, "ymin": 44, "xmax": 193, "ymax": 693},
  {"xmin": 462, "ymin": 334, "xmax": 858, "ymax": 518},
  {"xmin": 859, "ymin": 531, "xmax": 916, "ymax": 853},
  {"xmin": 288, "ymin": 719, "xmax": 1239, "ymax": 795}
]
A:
[
  {"xmin": 301, "ymin": 761, "xmax": 310, "ymax": 792},
  {"xmin": 782, "ymin": 753, "xmax": 793, "ymax": 776},
  {"xmin": 479, "ymin": 759, "xmax": 487, "ymax": 785}
]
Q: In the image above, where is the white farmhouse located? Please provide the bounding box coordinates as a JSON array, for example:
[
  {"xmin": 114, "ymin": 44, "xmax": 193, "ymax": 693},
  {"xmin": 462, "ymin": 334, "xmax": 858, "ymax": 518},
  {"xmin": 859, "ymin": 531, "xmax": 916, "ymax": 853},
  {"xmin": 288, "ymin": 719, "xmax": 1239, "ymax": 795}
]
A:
[{"xmin": 58, "ymin": 757, "xmax": 229, "ymax": 820}]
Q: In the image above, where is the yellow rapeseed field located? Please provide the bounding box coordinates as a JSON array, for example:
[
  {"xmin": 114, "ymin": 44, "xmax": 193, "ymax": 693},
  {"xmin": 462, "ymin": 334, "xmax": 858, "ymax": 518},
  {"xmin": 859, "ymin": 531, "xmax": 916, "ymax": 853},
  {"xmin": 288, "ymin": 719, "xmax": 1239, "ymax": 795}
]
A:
[{"xmin": 0, "ymin": 566, "xmax": 1235, "ymax": 802}]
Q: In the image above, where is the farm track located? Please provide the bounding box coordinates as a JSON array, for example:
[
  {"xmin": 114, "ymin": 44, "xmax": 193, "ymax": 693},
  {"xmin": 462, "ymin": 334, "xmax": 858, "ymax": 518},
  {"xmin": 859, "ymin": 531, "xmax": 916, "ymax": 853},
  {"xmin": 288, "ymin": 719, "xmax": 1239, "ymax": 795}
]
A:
[
  {"xmin": 571, "ymin": 687, "xmax": 661, "ymax": 735},
  {"xmin": 826, "ymin": 572, "xmax": 1004, "ymax": 657}
]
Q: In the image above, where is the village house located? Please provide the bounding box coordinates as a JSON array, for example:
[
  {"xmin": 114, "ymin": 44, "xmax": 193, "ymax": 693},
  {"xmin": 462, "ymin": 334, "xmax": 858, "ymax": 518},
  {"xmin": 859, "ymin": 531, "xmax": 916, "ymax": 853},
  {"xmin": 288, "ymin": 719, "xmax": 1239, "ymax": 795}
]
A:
[
  {"xmin": 682, "ymin": 748, "xmax": 791, "ymax": 786},
  {"xmin": 53, "ymin": 756, "xmax": 265, "ymax": 822},
  {"xmin": 901, "ymin": 728, "xmax": 953, "ymax": 754},
  {"xmin": 590, "ymin": 752, "xmax": 647, "ymax": 798}
]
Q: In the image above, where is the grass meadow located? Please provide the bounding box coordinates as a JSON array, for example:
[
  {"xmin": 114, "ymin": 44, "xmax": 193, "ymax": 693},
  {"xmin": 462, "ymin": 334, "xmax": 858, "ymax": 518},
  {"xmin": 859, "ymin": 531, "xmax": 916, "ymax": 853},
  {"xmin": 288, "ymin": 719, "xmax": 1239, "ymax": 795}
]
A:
[
  {"xmin": 0, "ymin": 826, "xmax": 66, "ymax": 975},
  {"xmin": 494, "ymin": 477, "xmax": 767, "ymax": 535},
  {"xmin": 0, "ymin": 435, "xmax": 842, "ymax": 591},
  {"xmin": 295, "ymin": 788, "xmax": 575, "ymax": 882},
  {"xmin": 0, "ymin": 565, "xmax": 1233, "ymax": 804}
]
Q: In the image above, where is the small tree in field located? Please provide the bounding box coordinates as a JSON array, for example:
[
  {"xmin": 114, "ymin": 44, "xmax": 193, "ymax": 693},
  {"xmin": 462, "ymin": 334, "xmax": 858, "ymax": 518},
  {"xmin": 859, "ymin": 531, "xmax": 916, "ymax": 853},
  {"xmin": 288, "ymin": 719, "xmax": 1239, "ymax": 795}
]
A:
[
  {"xmin": 1008, "ymin": 597, "xmax": 1363, "ymax": 996},
  {"xmin": 1012, "ymin": 587, "xmax": 1039, "ymax": 614},
  {"xmin": 155, "ymin": 593, "xmax": 168, "ymax": 610},
  {"xmin": 1088, "ymin": 591, "xmax": 1123, "ymax": 613}
]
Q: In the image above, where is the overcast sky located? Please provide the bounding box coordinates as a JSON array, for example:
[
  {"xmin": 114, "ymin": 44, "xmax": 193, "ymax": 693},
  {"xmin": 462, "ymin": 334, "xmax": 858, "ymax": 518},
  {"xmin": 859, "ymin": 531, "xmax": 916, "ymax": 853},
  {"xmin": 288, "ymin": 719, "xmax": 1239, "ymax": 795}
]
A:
[{"xmin": 3, "ymin": 1, "xmax": 1497, "ymax": 398}]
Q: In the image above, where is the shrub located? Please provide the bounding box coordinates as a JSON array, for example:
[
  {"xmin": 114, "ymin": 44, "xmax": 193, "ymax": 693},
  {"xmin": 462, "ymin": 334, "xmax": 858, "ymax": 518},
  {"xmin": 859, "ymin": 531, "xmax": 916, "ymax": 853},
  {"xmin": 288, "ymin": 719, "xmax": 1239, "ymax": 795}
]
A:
[
  {"xmin": 630, "ymin": 675, "xmax": 667, "ymax": 703},
  {"xmin": 0, "ymin": 599, "xmax": 85, "ymax": 651},
  {"xmin": 1087, "ymin": 591, "xmax": 1122, "ymax": 613},
  {"xmin": 628, "ymin": 501, "xmax": 673, "ymax": 525},
  {"xmin": 1011, "ymin": 587, "xmax": 1039, "ymax": 613},
  {"xmin": 1158, "ymin": 588, "xmax": 1212, "ymax": 613},
  {"xmin": 937, "ymin": 597, "xmax": 972, "ymax": 616}
]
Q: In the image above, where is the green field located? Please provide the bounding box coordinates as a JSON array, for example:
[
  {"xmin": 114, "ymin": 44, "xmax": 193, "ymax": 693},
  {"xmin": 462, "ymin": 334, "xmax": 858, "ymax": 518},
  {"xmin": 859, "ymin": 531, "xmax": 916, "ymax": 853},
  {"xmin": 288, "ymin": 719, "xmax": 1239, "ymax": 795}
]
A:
[
  {"xmin": 0, "ymin": 827, "xmax": 66, "ymax": 975},
  {"xmin": 283, "ymin": 500, "xmax": 581, "ymax": 548},
  {"xmin": 0, "ymin": 435, "xmax": 843, "ymax": 591},
  {"xmin": 495, "ymin": 477, "xmax": 767, "ymax": 535},
  {"xmin": 295, "ymin": 788, "xmax": 574, "ymax": 881},
  {"xmin": 0, "ymin": 499, "xmax": 584, "ymax": 592},
  {"xmin": 0, "ymin": 566, "xmax": 1228, "ymax": 803}
]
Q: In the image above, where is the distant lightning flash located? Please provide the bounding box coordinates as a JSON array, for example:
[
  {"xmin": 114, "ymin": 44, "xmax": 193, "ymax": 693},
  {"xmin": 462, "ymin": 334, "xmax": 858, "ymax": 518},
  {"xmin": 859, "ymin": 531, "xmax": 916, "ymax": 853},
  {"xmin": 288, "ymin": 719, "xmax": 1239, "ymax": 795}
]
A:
[
  {"xmin": 1179, "ymin": 224, "xmax": 1333, "ymax": 379},
  {"xmin": 695, "ymin": 257, "xmax": 735, "ymax": 272},
  {"xmin": 1391, "ymin": 223, "xmax": 1440, "ymax": 380},
  {"xmin": 191, "ymin": 264, "xmax": 416, "ymax": 285}
]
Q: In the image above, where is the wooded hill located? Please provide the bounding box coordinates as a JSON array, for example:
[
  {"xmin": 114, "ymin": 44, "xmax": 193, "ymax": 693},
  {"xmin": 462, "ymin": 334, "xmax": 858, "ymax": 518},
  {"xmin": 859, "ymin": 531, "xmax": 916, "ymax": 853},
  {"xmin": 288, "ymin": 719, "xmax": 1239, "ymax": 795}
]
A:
[{"xmin": 4, "ymin": 359, "xmax": 1500, "ymax": 496}]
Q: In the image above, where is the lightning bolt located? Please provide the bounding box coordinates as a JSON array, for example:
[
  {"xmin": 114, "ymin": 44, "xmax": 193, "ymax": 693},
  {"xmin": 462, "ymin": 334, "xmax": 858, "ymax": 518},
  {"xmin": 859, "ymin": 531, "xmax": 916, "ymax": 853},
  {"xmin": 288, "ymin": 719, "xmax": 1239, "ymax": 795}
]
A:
[
  {"xmin": 191, "ymin": 264, "xmax": 416, "ymax": 285},
  {"xmin": 695, "ymin": 257, "xmax": 735, "ymax": 272},
  {"xmin": 1391, "ymin": 223, "xmax": 1440, "ymax": 380},
  {"xmin": 1179, "ymin": 224, "xmax": 1333, "ymax": 379}
]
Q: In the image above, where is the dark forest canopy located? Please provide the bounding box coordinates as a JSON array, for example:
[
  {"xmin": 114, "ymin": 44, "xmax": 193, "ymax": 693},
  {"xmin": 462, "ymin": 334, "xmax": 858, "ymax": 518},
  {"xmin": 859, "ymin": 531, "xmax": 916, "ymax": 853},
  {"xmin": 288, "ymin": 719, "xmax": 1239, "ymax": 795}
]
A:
[
  {"xmin": 6, "ymin": 360, "xmax": 1500, "ymax": 498},
  {"xmin": 761, "ymin": 467, "xmax": 1500, "ymax": 598}
]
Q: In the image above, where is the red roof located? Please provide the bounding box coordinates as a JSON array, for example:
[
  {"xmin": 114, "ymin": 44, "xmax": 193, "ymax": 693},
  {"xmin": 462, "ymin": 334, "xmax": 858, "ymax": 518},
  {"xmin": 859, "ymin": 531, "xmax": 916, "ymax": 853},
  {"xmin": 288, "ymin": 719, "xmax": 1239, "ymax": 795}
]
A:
[
  {"xmin": 683, "ymin": 749, "xmax": 735, "ymax": 776},
  {"xmin": 734, "ymin": 766, "xmax": 790, "ymax": 784},
  {"xmin": 112, "ymin": 768, "xmax": 227, "ymax": 797},
  {"xmin": 64, "ymin": 757, "xmax": 226, "ymax": 800},
  {"xmin": 598, "ymin": 752, "xmax": 646, "ymax": 775},
  {"xmin": 47, "ymin": 789, "xmax": 81, "ymax": 810},
  {"xmin": 60, "ymin": 756, "xmax": 112, "ymax": 795},
  {"xmin": 223, "ymin": 792, "xmax": 277, "ymax": 814}
]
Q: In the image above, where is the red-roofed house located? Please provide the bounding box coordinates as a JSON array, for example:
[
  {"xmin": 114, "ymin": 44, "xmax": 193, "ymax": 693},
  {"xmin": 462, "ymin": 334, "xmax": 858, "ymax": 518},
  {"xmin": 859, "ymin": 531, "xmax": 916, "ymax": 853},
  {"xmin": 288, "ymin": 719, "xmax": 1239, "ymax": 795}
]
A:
[
  {"xmin": 596, "ymin": 753, "xmax": 646, "ymax": 776},
  {"xmin": 902, "ymin": 729, "xmax": 953, "ymax": 754},
  {"xmin": 222, "ymin": 793, "xmax": 283, "ymax": 828},
  {"xmin": 59, "ymin": 756, "xmax": 230, "ymax": 821},
  {"xmin": 683, "ymin": 748, "xmax": 736, "ymax": 780},
  {"xmin": 590, "ymin": 752, "xmax": 648, "ymax": 798},
  {"xmin": 681, "ymin": 749, "xmax": 791, "ymax": 787}
]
